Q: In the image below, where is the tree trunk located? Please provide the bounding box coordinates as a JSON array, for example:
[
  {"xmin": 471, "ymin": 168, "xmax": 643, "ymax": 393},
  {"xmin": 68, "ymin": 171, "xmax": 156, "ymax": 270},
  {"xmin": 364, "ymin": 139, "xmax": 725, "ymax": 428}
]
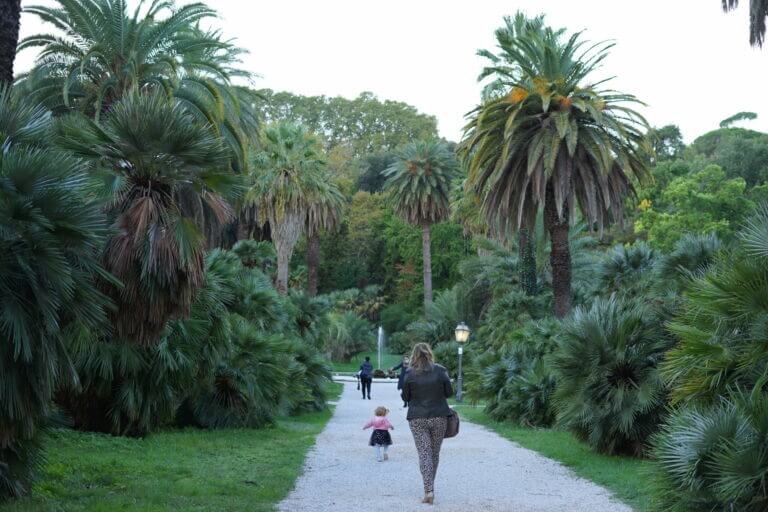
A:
[
  {"xmin": 519, "ymin": 227, "xmax": 537, "ymax": 296},
  {"xmin": 307, "ymin": 231, "xmax": 320, "ymax": 296},
  {"xmin": 544, "ymin": 184, "xmax": 571, "ymax": 318},
  {"xmin": 0, "ymin": 0, "xmax": 22, "ymax": 85},
  {"xmin": 422, "ymin": 223, "xmax": 433, "ymax": 313},
  {"xmin": 272, "ymin": 210, "xmax": 303, "ymax": 295},
  {"xmin": 276, "ymin": 244, "xmax": 290, "ymax": 295}
]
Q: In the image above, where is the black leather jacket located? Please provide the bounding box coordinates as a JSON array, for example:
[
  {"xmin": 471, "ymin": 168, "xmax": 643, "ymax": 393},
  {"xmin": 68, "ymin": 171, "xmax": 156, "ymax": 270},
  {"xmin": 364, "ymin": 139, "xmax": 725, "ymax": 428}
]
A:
[{"xmin": 401, "ymin": 364, "xmax": 453, "ymax": 420}]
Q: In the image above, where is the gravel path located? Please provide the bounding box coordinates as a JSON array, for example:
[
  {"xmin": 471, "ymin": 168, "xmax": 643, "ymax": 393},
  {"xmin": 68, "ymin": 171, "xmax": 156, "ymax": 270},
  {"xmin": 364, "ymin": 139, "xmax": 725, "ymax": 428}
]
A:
[{"xmin": 279, "ymin": 381, "xmax": 632, "ymax": 512}]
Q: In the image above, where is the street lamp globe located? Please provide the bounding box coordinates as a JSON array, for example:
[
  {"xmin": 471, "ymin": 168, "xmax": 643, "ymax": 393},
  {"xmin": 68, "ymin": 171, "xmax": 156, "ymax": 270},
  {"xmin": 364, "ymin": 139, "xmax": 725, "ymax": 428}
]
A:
[{"xmin": 455, "ymin": 322, "xmax": 470, "ymax": 343}]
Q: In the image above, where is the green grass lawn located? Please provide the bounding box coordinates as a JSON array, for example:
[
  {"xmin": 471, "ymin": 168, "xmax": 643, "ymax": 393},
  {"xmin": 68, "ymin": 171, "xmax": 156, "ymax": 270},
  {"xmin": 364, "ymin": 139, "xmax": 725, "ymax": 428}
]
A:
[
  {"xmin": 331, "ymin": 351, "xmax": 403, "ymax": 373},
  {"xmin": 455, "ymin": 404, "xmax": 655, "ymax": 512},
  {"xmin": 1, "ymin": 382, "xmax": 343, "ymax": 512}
]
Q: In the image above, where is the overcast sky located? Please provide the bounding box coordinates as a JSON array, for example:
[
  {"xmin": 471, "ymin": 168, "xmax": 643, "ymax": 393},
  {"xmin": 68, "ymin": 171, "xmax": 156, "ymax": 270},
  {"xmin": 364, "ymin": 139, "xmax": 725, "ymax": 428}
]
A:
[{"xmin": 15, "ymin": 0, "xmax": 768, "ymax": 142}]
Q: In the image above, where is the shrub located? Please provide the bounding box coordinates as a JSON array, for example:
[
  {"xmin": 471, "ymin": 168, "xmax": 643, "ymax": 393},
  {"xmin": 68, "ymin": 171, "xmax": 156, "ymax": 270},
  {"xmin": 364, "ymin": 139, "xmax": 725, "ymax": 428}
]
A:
[
  {"xmin": 386, "ymin": 331, "xmax": 413, "ymax": 356},
  {"xmin": 474, "ymin": 319, "xmax": 560, "ymax": 427},
  {"xmin": 380, "ymin": 303, "xmax": 417, "ymax": 335},
  {"xmin": 663, "ymin": 209, "xmax": 768, "ymax": 405},
  {"xmin": 432, "ymin": 341, "xmax": 472, "ymax": 382},
  {"xmin": 598, "ymin": 242, "xmax": 658, "ymax": 297},
  {"xmin": 551, "ymin": 297, "xmax": 671, "ymax": 455},
  {"xmin": 476, "ymin": 290, "xmax": 552, "ymax": 350},
  {"xmin": 324, "ymin": 312, "xmax": 375, "ymax": 361},
  {"xmin": 651, "ymin": 390, "xmax": 768, "ymax": 512},
  {"xmin": 0, "ymin": 90, "xmax": 110, "ymax": 500},
  {"xmin": 657, "ymin": 233, "xmax": 722, "ymax": 291}
]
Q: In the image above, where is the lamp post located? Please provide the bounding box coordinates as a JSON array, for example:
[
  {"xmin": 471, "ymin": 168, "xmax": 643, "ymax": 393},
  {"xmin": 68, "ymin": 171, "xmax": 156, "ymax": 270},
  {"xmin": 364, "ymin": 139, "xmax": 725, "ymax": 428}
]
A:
[{"xmin": 454, "ymin": 322, "xmax": 470, "ymax": 403}]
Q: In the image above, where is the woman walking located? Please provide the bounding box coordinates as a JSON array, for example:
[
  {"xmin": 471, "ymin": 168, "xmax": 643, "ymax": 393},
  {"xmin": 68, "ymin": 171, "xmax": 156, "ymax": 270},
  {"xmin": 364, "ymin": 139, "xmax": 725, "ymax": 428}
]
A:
[{"xmin": 401, "ymin": 343, "xmax": 453, "ymax": 505}]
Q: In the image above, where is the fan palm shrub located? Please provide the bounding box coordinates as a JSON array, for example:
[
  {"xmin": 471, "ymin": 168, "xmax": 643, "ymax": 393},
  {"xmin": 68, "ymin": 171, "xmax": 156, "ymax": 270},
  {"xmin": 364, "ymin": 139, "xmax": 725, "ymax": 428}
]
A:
[
  {"xmin": 324, "ymin": 312, "xmax": 375, "ymax": 362},
  {"xmin": 248, "ymin": 123, "xmax": 326, "ymax": 294},
  {"xmin": 177, "ymin": 247, "xmax": 329, "ymax": 428},
  {"xmin": 183, "ymin": 321, "xmax": 292, "ymax": 429},
  {"xmin": 384, "ymin": 141, "xmax": 457, "ymax": 311},
  {"xmin": 57, "ymin": 92, "xmax": 232, "ymax": 344},
  {"xmin": 19, "ymin": 0, "xmax": 258, "ymax": 169},
  {"xmin": 598, "ymin": 242, "xmax": 658, "ymax": 297},
  {"xmin": 287, "ymin": 289, "xmax": 331, "ymax": 345},
  {"xmin": 474, "ymin": 319, "xmax": 560, "ymax": 426},
  {"xmin": 651, "ymin": 388, "xmax": 768, "ymax": 511},
  {"xmin": 663, "ymin": 207, "xmax": 768, "ymax": 405},
  {"xmin": 551, "ymin": 297, "xmax": 671, "ymax": 455},
  {"xmin": 232, "ymin": 239, "xmax": 276, "ymax": 273},
  {"xmin": 402, "ymin": 286, "xmax": 470, "ymax": 347},
  {"xmin": 461, "ymin": 12, "xmax": 651, "ymax": 318},
  {"xmin": 658, "ymin": 233, "xmax": 722, "ymax": 292},
  {"xmin": 0, "ymin": 88, "xmax": 110, "ymax": 499}
]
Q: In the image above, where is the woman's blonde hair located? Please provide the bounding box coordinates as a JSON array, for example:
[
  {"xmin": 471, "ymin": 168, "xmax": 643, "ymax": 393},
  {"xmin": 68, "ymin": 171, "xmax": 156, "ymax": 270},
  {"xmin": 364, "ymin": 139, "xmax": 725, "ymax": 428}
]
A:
[
  {"xmin": 410, "ymin": 343, "xmax": 434, "ymax": 373},
  {"xmin": 375, "ymin": 406, "xmax": 389, "ymax": 417}
]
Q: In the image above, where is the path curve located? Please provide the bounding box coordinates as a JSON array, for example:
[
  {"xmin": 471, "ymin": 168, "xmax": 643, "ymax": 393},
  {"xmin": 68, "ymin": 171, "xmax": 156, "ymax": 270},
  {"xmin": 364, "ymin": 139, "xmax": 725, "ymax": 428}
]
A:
[{"xmin": 279, "ymin": 381, "xmax": 632, "ymax": 512}]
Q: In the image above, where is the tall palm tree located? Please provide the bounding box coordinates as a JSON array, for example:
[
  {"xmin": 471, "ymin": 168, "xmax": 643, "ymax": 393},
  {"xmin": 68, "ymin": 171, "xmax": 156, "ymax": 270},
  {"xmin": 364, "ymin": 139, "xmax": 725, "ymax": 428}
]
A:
[
  {"xmin": 305, "ymin": 178, "xmax": 345, "ymax": 296},
  {"xmin": 0, "ymin": 0, "xmax": 21, "ymax": 84},
  {"xmin": 57, "ymin": 92, "xmax": 232, "ymax": 344},
  {"xmin": 723, "ymin": 0, "xmax": 768, "ymax": 47},
  {"xmin": 461, "ymin": 12, "xmax": 651, "ymax": 318},
  {"xmin": 384, "ymin": 141, "xmax": 456, "ymax": 311},
  {"xmin": 248, "ymin": 123, "xmax": 326, "ymax": 295},
  {"xmin": 19, "ymin": 0, "xmax": 258, "ymax": 170},
  {"xmin": 0, "ymin": 87, "xmax": 110, "ymax": 500}
]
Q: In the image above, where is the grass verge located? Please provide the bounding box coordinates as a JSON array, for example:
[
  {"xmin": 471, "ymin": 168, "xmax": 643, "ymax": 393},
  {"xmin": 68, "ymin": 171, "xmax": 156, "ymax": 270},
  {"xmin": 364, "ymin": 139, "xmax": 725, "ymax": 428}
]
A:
[
  {"xmin": 1, "ymin": 382, "xmax": 343, "ymax": 512},
  {"xmin": 455, "ymin": 404, "xmax": 654, "ymax": 512}
]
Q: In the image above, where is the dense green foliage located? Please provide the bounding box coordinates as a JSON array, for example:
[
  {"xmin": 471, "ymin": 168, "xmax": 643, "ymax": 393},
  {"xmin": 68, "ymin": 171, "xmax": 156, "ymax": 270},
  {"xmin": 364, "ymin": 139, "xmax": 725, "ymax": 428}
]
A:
[
  {"xmin": 651, "ymin": 390, "xmax": 768, "ymax": 511},
  {"xmin": 256, "ymin": 89, "xmax": 438, "ymax": 157},
  {"xmin": 0, "ymin": 88, "xmax": 110, "ymax": 499},
  {"xmin": 4, "ymin": 0, "xmax": 768, "ymax": 507},
  {"xmin": 551, "ymin": 298, "xmax": 671, "ymax": 456}
]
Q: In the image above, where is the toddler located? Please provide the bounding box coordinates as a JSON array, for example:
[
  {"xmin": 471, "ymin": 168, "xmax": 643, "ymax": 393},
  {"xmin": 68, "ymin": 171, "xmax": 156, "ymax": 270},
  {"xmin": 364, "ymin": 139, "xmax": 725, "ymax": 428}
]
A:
[{"xmin": 363, "ymin": 406, "xmax": 394, "ymax": 462}]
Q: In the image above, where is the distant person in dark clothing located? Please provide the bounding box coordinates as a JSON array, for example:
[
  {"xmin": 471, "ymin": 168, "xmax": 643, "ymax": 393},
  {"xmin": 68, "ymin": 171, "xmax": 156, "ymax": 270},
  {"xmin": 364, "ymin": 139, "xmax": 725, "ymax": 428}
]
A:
[
  {"xmin": 391, "ymin": 356, "xmax": 411, "ymax": 407},
  {"xmin": 358, "ymin": 356, "xmax": 373, "ymax": 399}
]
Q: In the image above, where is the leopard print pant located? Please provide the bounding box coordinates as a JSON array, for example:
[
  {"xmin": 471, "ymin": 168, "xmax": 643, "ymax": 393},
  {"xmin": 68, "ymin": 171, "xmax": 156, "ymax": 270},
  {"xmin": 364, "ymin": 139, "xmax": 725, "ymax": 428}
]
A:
[{"xmin": 408, "ymin": 416, "xmax": 448, "ymax": 493}]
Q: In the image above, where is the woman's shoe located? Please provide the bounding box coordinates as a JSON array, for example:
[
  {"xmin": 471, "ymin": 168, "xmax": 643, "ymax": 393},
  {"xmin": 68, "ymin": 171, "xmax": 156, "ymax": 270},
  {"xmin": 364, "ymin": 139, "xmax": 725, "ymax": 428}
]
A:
[{"xmin": 422, "ymin": 492, "xmax": 434, "ymax": 504}]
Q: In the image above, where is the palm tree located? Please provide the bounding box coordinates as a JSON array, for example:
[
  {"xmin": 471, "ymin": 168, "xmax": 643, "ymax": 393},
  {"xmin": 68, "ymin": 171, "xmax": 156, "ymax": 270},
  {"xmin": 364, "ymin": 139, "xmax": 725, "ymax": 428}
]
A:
[
  {"xmin": 305, "ymin": 178, "xmax": 345, "ymax": 296},
  {"xmin": 461, "ymin": 13, "xmax": 651, "ymax": 317},
  {"xmin": 384, "ymin": 141, "xmax": 456, "ymax": 311},
  {"xmin": 57, "ymin": 92, "xmax": 232, "ymax": 344},
  {"xmin": 19, "ymin": 0, "xmax": 258, "ymax": 170},
  {"xmin": 0, "ymin": 87, "xmax": 109, "ymax": 500},
  {"xmin": 248, "ymin": 123, "xmax": 326, "ymax": 295},
  {"xmin": 723, "ymin": 0, "xmax": 768, "ymax": 47},
  {"xmin": 0, "ymin": 0, "xmax": 21, "ymax": 84}
]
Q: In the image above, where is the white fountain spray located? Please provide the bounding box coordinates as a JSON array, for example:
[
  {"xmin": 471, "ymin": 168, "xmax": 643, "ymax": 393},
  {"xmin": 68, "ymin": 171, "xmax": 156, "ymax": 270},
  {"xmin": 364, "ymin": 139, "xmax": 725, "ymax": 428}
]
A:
[{"xmin": 377, "ymin": 326, "xmax": 384, "ymax": 370}]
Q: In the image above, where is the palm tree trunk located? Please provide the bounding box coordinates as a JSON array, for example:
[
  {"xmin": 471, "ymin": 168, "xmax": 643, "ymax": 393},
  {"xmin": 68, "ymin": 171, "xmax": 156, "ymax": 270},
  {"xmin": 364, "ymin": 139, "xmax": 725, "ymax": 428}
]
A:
[
  {"xmin": 422, "ymin": 223, "xmax": 433, "ymax": 312},
  {"xmin": 519, "ymin": 227, "xmax": 537, "ymax": 296},
  {"xmin": 307, "ymin": 231, "xmax": 320, "ymax": 296},
  {"xmin": 544, "ymin": 184, "xmax": 571, "ymax": 318},
  {"xmin": 276, "ymin": 244, "xmax": 291, "ymax": 295},
  {"xmin": 0, "ymin": 0, "xmax": 22, "ymax": 85},
  {"xmin": 272, "ymin": 210, "xmax": 303, "ymax": 295}
]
